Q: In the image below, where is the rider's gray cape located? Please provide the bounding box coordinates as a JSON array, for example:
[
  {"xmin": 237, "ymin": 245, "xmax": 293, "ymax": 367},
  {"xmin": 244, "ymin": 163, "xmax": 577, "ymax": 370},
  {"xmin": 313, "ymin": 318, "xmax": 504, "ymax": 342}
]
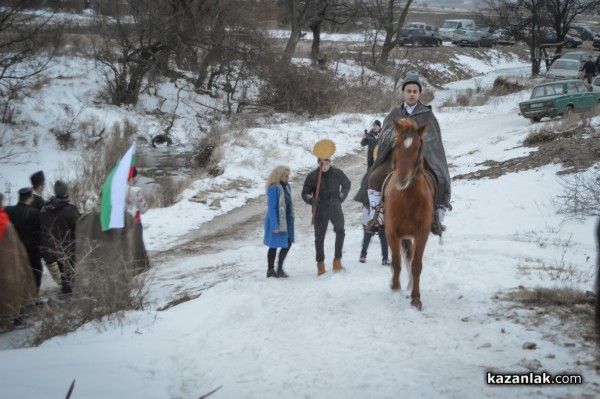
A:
[{"xmin": 354, "ymin": 102, "xmax": 451, "ymax": 209}]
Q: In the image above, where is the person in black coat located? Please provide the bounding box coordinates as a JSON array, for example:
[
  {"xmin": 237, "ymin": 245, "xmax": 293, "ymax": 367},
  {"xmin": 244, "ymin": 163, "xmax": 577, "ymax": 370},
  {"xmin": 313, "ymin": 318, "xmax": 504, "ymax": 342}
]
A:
[
  {"xmin": 40, "ymin": 181, "xmax": 81, "ymax": 295},
  {"xmin": 583, "ymin": 55, "xmax": 597, "ymax": 88},
  {"xmin": 361, "ymin": 120, "xmax": 382, "ymax": 169},
  {"xmin": 302, "ymin": 158, "xmax": 351, "ymax": 276},
  {"xmin": 354, "ymin": 72, "xmax": 451, "ymax": 236},
  {"xmin": 30, "ymin": 170, "xmax": 45, "ymax": 210},
  {"xmin": 4, "ymin": 187, "xmax": 43, "ymax": 290}
]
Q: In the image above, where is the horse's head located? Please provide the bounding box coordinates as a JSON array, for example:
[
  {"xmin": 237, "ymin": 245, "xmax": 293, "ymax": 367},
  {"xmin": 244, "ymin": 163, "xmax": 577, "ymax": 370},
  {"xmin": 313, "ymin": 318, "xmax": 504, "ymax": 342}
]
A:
[{"xmin": 392, "ymin": 118, "xmax": 427, "ymax": 189}]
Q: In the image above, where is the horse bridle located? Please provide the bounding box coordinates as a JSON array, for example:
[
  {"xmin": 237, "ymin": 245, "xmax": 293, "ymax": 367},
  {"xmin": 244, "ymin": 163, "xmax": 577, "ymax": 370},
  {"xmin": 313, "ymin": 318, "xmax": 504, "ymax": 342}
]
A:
[{"xmin": 392, "ymin": 129, "xmax": 424, "ymax": 187}]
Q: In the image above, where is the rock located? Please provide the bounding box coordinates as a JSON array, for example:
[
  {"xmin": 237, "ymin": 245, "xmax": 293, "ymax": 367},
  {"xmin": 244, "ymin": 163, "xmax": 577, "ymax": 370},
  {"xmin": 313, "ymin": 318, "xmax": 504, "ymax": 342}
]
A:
[
  {"xmin": 522, "ymin": 342, "xmax": 537, "ymax": 350},
  {"xmin": 517, "ymin": 358, "xmax": 542, "ymax": 371}
]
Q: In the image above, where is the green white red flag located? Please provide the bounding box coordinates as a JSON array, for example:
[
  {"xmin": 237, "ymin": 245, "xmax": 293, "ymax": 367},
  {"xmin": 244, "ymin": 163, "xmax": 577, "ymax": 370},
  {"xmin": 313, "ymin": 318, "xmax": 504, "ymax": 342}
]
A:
[{"xmin": 100, "ymin": 143, "xmax": 136, "ymax": 231}]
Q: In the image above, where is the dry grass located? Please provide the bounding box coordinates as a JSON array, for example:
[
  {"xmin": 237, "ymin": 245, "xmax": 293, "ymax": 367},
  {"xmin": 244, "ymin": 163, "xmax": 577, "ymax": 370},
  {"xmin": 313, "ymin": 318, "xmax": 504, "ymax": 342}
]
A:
[
  {"xmin": 157, "ymin": 292, "xmax": 201, "ymax": 311},
  {"xmin": 440, "ymin": 77, "xmax": 528, "ymax": 108},
  {"xmin": 147, "ymin": 175, "xmax": 192, "ymax": 208},
  {"xmin": 68, "ymin": 119, "xmax": 138, "ymax": 212},
  {"xmin": 494, "ymin": 286, "xmax": 598, "ymax": 355},
  {"xmin": 28, "ymin": 257, "xmax": 149, "ymax": 347},
  {"xmin": 507, "ymin": 286, "xmax": 594, "ymax": 308}
]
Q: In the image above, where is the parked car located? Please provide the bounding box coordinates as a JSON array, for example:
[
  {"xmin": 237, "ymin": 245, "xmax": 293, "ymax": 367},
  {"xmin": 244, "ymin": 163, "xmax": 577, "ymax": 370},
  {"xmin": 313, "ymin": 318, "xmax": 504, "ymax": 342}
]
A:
[
  {"xmin": 560, "ymin": 51, "xmax": 596, "ymax": 71},
  {"xmin": 451, "ymin": 28, "xmax": 470, "ymax": 44},
  {"xmin": 439, "ymin": 19, "xmax": 476, "ymax": 40},
  {"xmin": 542, "ymin": 32, "xmax": 582, "ymax": 48},
  {"xmin": 492, "ymin": 29, "xmax": 515, "ymax": 45},
  {"xmin": 561, "ymin": 51, "xmax": 593, "ymax": 64},
  {"xmin": 399, "ymin": 29, "xmax": 442, "ymax": 47},
  {"xmin": 571, "ymin": 25, "xmax": 597, "ymax": 41},
  {"xmin": 592, "ymin": 75, "xmax": 600, "ymax": 92},
  {"xmin": 406, "ymin": 22, "xmax": 436, "ymax": 34},
  {"xmin": 458, "ymin": 31, "xmax": 496, "ymax": 47},
  {"xmin": 592, "ymin": 35, "xmax": 600, "ymax": 49},
  {"xmin": 567, "ymin": 28, "xmax": 581, "ymax": 39},
  {"xmin": 518, "ymin": 80, "xmax": 600, "ymax": 122},
  {"xmin": 546, "ymin": 59, "xmax": 584, "ymax": 80}
]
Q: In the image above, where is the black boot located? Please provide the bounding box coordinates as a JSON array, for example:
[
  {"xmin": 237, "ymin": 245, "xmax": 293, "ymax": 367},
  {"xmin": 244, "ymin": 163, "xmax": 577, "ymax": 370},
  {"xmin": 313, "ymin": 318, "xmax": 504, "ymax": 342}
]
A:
[
  {"xmin": 431, "ymin": 209, "xmax": 443, "ymax": 236},
  {"xmin": 266, "ymin": 268, "xmax": 277, "ymax": 278},
  {"xmin": 276, "ymin": 267, "xmax": 289, "ymax": 278}
]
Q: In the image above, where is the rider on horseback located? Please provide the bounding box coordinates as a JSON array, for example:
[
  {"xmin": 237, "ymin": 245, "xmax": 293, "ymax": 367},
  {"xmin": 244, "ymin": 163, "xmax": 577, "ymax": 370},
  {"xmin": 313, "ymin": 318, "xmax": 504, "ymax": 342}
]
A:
[{"xmin": 354, "ymin": 72, "xmax": 451, "ymax": 236}]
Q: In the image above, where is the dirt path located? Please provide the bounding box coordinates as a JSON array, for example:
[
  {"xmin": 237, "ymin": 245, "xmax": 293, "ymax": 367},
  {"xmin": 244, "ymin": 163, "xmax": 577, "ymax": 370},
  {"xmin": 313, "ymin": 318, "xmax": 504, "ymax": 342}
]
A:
[{"xmin": 150, "ymin": 150, "xmax": 370, "ymax": 264}]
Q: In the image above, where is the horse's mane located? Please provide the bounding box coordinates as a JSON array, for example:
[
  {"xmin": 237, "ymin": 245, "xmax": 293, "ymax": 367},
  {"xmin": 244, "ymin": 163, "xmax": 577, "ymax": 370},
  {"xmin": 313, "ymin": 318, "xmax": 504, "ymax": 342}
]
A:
[{"xmin": 395, "ymin": 118, "xmax": 419, "ymax": 132}]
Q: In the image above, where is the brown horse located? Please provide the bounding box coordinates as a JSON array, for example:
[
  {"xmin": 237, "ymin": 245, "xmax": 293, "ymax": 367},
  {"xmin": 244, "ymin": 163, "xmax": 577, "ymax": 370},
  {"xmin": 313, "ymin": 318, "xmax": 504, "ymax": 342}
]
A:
[{"xmin": 384, "ymin": 118, "xmax": 434, "ymax": 310}]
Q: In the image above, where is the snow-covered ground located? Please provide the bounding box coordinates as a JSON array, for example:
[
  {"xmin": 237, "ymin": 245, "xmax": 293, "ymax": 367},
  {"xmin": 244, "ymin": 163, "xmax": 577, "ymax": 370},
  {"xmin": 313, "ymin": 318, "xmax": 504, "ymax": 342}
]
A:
[{"xmin": 0, "ymin": 43, "xmax": 599, "ymax": 398}]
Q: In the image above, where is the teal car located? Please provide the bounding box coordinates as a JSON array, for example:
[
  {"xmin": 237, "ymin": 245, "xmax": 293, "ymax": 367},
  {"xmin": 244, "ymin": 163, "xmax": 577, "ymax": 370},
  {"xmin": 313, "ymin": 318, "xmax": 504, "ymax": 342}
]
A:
[{"xmin": 518, "ymin": 79, "xmax": 600, "ymax": 122}]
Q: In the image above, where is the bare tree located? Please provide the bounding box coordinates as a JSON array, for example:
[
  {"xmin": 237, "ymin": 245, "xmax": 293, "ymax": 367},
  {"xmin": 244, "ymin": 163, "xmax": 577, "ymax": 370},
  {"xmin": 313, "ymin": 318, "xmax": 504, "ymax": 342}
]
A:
[
  {"xmin": 307, "ymin": 1, "xmax": 359, "ymax": 64},
  {"xmin": 90, "ymin": 0, "xmax": 171, "ymax": 106},
  {"xmin": 480, "ymin": 0, "xmax": 549, "ymax": 76},
  {"xmin": 358, "ymin": 0, "xmax": 414, "ymax": 68},
  {"xmin": 481, "ymin": 0, "xmax": 599, "ymax": 76},
  {"xmin": 543, "ymin": 0, "xmax": 599, "ymax": 50},
  {"xmin": 279, "ymin": 0, "xmax": 322, "ymax": 62},
  {"xmin": 0, "ymin": 6, "xmax": 62, "ymax": 123}
]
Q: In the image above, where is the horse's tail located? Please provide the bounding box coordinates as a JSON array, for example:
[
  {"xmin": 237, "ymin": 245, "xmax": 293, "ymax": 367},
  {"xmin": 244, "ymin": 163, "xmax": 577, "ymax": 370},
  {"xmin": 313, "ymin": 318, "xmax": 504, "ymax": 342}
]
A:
[{"xmin": 594, "ymin": 217, "xmax": 600, "ymax": 342}]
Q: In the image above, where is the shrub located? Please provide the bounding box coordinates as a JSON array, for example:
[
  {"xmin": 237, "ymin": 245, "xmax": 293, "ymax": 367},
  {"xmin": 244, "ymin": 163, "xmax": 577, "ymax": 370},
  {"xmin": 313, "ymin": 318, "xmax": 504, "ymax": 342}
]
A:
[
  {"xmin": 258, "ymin": 60, "xmax": 346, "ymax": 116},
  {"xmin": 69, "ymin": 119, "xmax": 138, "ymax": 212}
]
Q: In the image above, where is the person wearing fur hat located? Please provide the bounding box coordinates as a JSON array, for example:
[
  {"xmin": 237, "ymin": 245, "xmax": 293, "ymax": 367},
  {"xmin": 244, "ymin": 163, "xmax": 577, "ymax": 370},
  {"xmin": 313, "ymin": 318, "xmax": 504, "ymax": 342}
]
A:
[
  {"xmin": 263, "ymin": 165, "xmax": 295, "ymax": 278},
  {"xmin": 354, "ymin": 72, "xmax": 451, "ymax": 236},
  {"xmin": 40, "ymin": 180, "xmax": 81, "ymax": 296},
  {"xmin": 30, "ymin": 170, "xmax": 46, "ymax": 210},
  {"xmin": 302, "ymin": 157, "xmax": 351, "ymax": 276},
  {"xmin": 361, "ymin": 119, "xmax": 382, "ymax": 170}
]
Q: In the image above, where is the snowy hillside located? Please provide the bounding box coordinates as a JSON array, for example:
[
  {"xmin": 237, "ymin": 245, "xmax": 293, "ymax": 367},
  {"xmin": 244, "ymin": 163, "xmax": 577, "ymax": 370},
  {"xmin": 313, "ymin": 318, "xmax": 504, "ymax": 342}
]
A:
[{"xmin": 0, "ymin": 37, "xmax": 599, "ymax": 399}]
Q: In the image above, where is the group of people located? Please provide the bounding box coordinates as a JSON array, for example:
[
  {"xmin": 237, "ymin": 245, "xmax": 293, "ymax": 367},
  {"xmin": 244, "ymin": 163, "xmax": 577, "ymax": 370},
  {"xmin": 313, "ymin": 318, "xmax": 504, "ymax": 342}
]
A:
[
  {"xmin": 0, "ymin": 168, "xmax": 148, "ymax": 332},
  {"xmin": 262, "ymin": 73, "xmax": 451, "ymax": 278}
]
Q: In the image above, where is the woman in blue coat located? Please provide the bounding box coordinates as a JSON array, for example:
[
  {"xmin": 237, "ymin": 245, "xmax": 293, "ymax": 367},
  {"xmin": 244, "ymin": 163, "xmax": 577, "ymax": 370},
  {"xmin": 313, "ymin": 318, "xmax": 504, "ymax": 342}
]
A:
[{"xmin": 263, "ymin": 165, "xmax": 295, "ymax": 278}]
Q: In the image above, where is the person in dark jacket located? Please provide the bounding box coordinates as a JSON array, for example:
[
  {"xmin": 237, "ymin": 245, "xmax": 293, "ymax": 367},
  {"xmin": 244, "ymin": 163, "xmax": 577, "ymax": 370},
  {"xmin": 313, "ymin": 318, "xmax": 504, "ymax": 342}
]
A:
[
  {"xmin": 30, "ymin": 170, "xmax": 45, "ymax": 210},
  {"xmin": 4, "ymin": 187, "xmax": 43, "ymax": 291},
  {"xmin": 583, "ymin": 55, "xmax": 597, "ymax": 88},
  {"xmin": 263, "ymin": 165, "xmax": 295, "ymax": 278},
  {"xmin": 361, "ymin": 120, "xmax": 382, "ymax": 169},
  {"xmin": 302, "ymin": 158, "xmax": 351, "ymax": 276},
  {"xmin": 354, "ymin": 72, "xmax": 451, "ymax": 236},
  {"xmin": 40, "ymin": 181, "xmax": 81, "ymax": 295}
]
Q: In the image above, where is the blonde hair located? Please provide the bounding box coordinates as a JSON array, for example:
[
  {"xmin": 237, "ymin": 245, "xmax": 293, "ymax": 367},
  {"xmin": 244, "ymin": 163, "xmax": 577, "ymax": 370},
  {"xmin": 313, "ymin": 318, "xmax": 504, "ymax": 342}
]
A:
[{"xmin": 265, "ymin": 165, "xmax": 290, "ymax": 192}]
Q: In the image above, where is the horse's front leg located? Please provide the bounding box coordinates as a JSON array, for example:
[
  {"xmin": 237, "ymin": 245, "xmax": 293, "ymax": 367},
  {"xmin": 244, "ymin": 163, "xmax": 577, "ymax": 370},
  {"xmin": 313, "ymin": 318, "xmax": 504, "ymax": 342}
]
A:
[
  {"xmin": 389, "ymin": 237, "xmax": 401, "ymax": 290},
  {"xmin": 410, "ymin": 233, "xmax": 429, "ymax": 311}
]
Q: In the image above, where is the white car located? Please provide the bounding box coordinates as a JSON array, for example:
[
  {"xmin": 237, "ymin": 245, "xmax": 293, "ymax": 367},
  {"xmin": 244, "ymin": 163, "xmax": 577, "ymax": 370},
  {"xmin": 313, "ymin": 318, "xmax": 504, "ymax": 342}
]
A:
[{"xmin": 546, "ymin": 59, "xmax": 583, "ymax": 80}]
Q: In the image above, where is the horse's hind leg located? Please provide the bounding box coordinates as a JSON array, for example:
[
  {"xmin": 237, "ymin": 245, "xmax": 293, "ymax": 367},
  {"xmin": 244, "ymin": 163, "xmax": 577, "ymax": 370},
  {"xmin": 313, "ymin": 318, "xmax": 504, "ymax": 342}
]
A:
[
  {"xmin": 410, "ymin": 233, "xmax": 428, "ymax": 311},
  {"xmin": 389, "ymin": 237, "xmax": 401, "ymax": 290}
]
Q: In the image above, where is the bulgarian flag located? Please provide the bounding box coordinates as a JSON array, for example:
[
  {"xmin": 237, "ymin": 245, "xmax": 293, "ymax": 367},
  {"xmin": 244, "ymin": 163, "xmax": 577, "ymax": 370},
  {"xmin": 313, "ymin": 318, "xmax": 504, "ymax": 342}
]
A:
[{"xmin": 100, "ymin": 143, "xmax": 136, "ymax": 231}]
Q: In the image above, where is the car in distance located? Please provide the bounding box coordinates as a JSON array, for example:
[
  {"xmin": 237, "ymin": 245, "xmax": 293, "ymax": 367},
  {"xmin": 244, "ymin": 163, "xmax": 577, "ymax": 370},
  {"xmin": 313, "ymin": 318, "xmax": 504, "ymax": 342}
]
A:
[
  {"xmin": 546, "ymin": 59, "xmax": 583, "ymax": 80},
  {"xmin": 438, "ymin": 19, "xmax": 476, "ymax": 40},
  {"xmin": 542, "ymin": 32, "xmax": 582, "ymax": 48},
  {"xmin": 592, "ymin": 35, "xmax": 600, "ymax": 49},
  {"xmin": 518, "ymin": 79, "xmax": 600, "ymax": 122},
  {"xmin": 592, "ymin": 75, "xmax": 600, "ymax": 92},
  {"xmin": 492, "ymin": 29, "xmax": 515, "ymax": 45},
  {"xmin": 399, "ymin": 28, "xmax": 442, "ymax": 47},
  {"xmin": 571, "ymin": 25, "xmax": 596, "ymax": 41},
  {"xmin": 458, "ymin": 31, "xmax": 496, "ymax": 47}
]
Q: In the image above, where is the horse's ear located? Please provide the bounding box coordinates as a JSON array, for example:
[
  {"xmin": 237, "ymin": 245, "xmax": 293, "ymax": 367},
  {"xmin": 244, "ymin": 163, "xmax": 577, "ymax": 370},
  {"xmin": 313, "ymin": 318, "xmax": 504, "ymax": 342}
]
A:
[
  {"xmin": 392, "ymin": 118, "xmax": 403, "ymax": 131},
  {"xmin": 418, "ymin": 123, "xmax": 428, "ymax": 137}
]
